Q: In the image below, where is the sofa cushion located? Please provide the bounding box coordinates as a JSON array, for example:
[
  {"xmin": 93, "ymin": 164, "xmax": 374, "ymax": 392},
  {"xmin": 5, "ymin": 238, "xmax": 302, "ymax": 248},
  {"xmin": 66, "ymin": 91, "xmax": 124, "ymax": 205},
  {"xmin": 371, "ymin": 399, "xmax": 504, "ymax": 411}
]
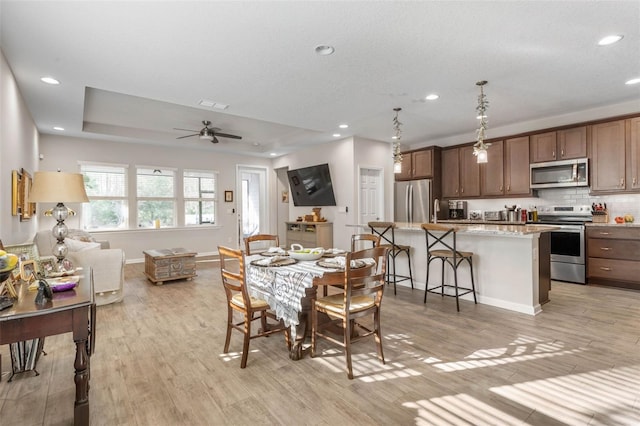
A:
[
  {"xmin": 64, "ymin": 238, "xmax": 101, "ymax": 252},
  {"xmin": 67, "ymin": 229, "xmax": 97, "ymax": 243}
]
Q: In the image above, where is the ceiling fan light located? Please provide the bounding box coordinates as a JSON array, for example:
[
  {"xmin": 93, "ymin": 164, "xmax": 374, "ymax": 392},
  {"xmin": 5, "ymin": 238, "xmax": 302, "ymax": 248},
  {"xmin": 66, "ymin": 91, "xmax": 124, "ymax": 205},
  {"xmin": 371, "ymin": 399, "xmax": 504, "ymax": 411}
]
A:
[{"xmin": 200, "ymin": 128, "xmax": 214, "ymax": 141}]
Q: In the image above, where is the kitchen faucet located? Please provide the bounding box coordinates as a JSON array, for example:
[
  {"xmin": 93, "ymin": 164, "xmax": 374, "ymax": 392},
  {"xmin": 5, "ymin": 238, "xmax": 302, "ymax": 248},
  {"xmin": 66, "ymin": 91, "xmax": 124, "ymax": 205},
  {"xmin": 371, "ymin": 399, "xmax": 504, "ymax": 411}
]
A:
[{"xmin": 433, "ymin": 198, "xmax": 440, "ymax": 223}]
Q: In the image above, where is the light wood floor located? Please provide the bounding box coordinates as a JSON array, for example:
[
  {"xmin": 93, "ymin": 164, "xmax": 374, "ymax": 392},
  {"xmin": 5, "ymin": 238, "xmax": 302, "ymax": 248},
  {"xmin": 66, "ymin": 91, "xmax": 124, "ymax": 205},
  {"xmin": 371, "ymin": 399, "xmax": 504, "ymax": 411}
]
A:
[{"xmin": 1, "ymin": 259, "xmax": 639, "ymax": 425}]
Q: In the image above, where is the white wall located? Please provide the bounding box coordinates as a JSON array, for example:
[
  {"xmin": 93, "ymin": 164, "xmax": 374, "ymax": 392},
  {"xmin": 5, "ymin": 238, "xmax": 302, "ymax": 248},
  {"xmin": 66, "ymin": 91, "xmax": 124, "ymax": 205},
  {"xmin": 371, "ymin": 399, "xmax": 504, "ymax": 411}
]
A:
[
  {"xmin": 38, "ymin": 134, "xmax": 272, "ymax": 261},
  {"xmin": 272, "ymin": 136, "xmax": 395, "ymax": 250},
  {"xmin": 0, "ymin": 50, "xmax": 39, "ymax": 245}
]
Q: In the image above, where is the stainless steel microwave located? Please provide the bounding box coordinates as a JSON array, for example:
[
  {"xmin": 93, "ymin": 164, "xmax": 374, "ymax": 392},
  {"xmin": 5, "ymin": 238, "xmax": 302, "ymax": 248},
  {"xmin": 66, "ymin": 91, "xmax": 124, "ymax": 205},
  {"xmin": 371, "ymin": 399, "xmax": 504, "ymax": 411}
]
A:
[{"xmin": 530, "ymin": 158, "xmax": 588, "ymax": 189}]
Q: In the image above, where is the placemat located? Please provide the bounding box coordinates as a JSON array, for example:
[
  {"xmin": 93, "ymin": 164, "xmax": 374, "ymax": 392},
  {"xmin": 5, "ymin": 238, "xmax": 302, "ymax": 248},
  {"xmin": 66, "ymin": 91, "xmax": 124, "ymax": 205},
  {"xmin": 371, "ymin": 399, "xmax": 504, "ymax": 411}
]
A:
[{"xmin": 250, "ymin": 257, "xmax": 297, "ymax": 267}]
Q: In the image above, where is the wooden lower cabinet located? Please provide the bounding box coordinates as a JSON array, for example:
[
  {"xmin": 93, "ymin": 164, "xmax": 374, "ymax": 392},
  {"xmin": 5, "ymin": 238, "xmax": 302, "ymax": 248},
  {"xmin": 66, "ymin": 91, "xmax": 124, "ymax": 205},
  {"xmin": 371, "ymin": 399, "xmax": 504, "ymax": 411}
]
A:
[{"xmin": 586, "ymin": 226, "xmax": 640, "ymax": 290}]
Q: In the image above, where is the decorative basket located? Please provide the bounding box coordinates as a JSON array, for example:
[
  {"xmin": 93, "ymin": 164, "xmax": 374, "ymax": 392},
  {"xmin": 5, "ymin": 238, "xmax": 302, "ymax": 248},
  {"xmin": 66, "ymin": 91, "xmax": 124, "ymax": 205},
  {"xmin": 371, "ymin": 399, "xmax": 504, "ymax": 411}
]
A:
[{"xmin": 592, "ymin": 212, "xmax": 609, "ymax": 223}]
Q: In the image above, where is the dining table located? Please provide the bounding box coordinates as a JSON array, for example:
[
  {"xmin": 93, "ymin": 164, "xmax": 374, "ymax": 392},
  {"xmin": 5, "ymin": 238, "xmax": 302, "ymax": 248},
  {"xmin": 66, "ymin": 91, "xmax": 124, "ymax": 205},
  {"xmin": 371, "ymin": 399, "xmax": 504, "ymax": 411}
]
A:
[{"xmin": 245, "ymin": 252, "xmax": 368, "ymax": 360}]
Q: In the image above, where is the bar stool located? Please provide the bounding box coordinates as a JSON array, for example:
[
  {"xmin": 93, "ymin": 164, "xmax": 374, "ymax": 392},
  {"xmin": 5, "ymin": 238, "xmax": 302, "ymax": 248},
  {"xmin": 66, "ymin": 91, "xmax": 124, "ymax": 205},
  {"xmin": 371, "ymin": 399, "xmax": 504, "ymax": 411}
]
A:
[
  {"xmin": 368, "ymin": 222, "xmax": 413, "ymax": 295},
  {"xmin": 421, "ymin": 223, "xmax": 477, "ymax": 312}
]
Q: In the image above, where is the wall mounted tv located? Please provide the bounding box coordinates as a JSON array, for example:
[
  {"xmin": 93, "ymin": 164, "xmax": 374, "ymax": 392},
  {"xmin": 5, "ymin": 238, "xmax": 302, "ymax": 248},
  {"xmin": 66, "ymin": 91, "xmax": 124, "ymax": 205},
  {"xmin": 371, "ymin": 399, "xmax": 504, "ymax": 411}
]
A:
[{"xmin": 287, "ymin": 163, "xmax": 337, "ymax": 207}]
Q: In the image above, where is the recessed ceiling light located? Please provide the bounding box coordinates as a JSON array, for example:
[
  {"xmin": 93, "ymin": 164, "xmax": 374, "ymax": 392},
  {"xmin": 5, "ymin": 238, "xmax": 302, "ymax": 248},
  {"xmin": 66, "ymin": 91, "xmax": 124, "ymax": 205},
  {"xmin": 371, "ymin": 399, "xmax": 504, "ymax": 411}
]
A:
[
  {"xmin": 315, "ymin": 45, "xmax": 335, "ymax": 55},
  {"xmin": 40, "ymin": 76, "xmax": 60, "ymax": 85},
  {"xmin": 625, "ymin": 77, "xmax": 640, "ymax": 85},
  {"xmin": 339, "ymin": 124, "xmax": 349, "ymax": 129},
  {"xmin": 598, "ymin": 35, "xmax": 623, "ymax": 46},
  {"xmin": 425, "ymin": 94, "xmax": 439, "ymax": 101},
  {"xmin": 332, "ymin": 133, "xmax": 341, "ymax": 138},
  {"xmin": 53, "ymin": 126, "xmax": 65, "ymax": 131}
]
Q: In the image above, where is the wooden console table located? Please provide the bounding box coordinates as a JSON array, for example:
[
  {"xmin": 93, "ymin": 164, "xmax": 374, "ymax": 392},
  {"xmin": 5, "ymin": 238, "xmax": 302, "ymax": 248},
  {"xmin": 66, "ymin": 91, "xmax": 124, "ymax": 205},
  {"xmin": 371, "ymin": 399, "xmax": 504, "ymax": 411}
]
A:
[
  {"xmin": 143, "ymin": 248, "xmax": 197, "ymax": 285},
  {"xmin": 0, "ymin": 273, "xmax": 95, "ymax": 425}
]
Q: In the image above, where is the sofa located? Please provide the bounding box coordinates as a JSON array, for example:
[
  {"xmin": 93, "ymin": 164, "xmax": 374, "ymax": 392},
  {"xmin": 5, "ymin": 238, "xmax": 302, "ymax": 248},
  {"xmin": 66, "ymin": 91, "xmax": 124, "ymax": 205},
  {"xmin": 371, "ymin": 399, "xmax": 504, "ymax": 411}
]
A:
[{"xmin": 33, "ymin": 230, "xmax": 125, "ymax": 306}]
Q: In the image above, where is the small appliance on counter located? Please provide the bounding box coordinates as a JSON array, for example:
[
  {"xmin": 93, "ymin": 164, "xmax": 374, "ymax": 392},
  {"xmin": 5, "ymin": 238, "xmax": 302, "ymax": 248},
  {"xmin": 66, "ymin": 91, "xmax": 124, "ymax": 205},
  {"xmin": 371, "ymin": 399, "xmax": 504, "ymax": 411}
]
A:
[
  {"xmin": 484, "ymin": 211, "xmax": 504, "ymax": 221},
  {"xmin": 448, "ymin": 201, "xmax": 467, "ymax": 220},
  {"xmin": 468, "ymin": 210, "xmax": 483, "ymax": 221}
]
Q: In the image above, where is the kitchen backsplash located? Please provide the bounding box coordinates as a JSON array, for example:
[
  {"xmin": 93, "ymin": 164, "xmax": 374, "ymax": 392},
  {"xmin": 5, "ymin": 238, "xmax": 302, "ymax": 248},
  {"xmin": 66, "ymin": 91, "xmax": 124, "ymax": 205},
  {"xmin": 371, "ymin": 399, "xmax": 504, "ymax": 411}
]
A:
[{"xmin": 454, "ymin": 188, "xmax": 640, "ymax": 223}]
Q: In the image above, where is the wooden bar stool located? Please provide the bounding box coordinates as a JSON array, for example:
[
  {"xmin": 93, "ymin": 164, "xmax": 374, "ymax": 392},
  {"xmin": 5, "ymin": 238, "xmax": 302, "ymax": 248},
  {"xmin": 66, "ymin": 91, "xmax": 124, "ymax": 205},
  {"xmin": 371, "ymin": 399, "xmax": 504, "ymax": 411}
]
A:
[
  {"xmin": 368, "ymin": 222, "xmax": 413, "ymax": 295},
  {"xmin": 421, "ymin": 223, "xmax": 477, "ymax": 311}
]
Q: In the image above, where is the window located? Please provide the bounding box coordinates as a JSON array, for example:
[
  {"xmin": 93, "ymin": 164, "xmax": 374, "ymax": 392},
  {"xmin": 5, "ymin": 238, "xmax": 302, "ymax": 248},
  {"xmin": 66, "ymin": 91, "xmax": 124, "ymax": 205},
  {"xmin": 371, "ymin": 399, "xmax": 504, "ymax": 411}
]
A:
[
  {"xmin": 184, "ymin": 170, "xmax": 217, "ymax": 225},
  {"xmin": 137, "ymin": 168, "xmax": 175, "ymax": 228},
  {"xmin": 80, "ymin": 163, "xmax": 128, "ymax": 230}
]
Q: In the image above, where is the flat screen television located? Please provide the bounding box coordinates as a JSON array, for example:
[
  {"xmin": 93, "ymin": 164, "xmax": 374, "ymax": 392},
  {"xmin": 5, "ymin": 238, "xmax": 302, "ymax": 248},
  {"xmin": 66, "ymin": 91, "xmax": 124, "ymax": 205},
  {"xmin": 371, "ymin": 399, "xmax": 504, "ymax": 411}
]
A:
[{"xmin": 287, "ymin": 163, "xmax": 337, "ymax": 207}]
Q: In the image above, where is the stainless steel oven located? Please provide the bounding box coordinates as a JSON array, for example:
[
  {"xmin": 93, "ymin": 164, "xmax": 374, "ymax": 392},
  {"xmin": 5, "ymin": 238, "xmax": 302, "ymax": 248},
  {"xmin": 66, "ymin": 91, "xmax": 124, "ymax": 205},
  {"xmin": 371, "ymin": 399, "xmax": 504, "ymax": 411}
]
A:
[{"xmin": 535, "ymin": 205, "xmax": 592, "ymax": 284}]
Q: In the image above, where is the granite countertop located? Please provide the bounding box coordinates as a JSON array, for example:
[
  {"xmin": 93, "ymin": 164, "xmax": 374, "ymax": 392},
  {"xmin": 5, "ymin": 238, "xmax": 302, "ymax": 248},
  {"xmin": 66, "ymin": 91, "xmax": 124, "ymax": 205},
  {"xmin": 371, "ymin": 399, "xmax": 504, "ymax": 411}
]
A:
[
  {"xmin": 438, "ymin": 219, "xmax": 526, "ymax": 225},
  {"xmin": 349, "ymin": 222, "xmax": 559, "ymax": 235},
  {"xmin": 586, "ymin": 222, "xmax": 640, "ymax": 228}
]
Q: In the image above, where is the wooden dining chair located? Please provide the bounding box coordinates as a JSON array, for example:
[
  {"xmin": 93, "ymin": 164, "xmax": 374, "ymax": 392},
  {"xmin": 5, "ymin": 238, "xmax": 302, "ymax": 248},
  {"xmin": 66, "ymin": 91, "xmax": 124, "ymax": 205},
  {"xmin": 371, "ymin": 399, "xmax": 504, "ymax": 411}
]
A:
[
  {"xmin": 311, "ymin": 246, "xmax": 389, "ymax": 379},
  {"xmin": 244, "ymin": 234, "xmax": 280, "ymax": 255},
  {"xmin": 350, "ymin": 233, "xmax": 380, "ymax": 252},
  {"xmin": 218, "ymin": 245, "xmax": 290, "ymax": 368}
]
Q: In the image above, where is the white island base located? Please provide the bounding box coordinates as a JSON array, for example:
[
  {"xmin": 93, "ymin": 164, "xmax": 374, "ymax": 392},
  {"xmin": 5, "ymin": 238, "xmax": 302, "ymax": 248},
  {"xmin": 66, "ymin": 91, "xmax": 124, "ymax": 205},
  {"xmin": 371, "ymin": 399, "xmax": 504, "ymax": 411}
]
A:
[{"xmin": 349, "ymin": 223, "xmax": 553, "ymax": 316}]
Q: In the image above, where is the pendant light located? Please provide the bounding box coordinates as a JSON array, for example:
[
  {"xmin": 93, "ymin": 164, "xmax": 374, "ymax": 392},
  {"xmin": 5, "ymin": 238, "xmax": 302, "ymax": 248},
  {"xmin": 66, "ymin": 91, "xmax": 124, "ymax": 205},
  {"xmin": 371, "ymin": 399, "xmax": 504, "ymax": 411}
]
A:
[
  {"xmin": 473, "ymin": 81, "xmax": 490, "ymax": 163},
  {"xmin": 392, "ymin": 107, "xmax": 403, "ymax": 173}
]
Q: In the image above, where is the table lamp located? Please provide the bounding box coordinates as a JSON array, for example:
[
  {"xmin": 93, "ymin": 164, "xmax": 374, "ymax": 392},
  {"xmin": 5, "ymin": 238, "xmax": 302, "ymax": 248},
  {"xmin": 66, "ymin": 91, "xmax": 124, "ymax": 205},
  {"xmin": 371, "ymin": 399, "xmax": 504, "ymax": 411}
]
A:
[{"xmin": 28, "ymin": 171, "xmax": 89, "ymax": 268}]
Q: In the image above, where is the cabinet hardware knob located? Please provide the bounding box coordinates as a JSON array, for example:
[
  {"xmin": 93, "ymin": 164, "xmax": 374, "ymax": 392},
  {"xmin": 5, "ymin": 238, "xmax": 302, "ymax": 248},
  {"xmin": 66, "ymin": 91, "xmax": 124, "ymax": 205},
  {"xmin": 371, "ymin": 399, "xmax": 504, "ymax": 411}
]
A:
[
  {"xmin": 552, "ymin": 151, "xmax": 555, "ymax": 158},
  {"xmin": 507, "ymin": 185, "xmax": 510, "ymax": 191},
  {"xmin": 561, "ymin": 149, "xmax": 564, "ymax": 157},
  {"xmin": 599, "ymin": 232, "xmax": 611, "ymax": 235},
  {"xmin": 634, "ymin": 177, "xmax": 637, "ymax": 185},
  {"xmin": 620, "ymin": 178, "xmax": 625, "ymax": 187},
  {"xmin": 500, "ymin": 185, "xmax": 503, "ymax": 191},
  {"xmin": 600, "ymin": 247, "xmax": 611, "ymax": 251},
  {"xmin": 599, "ymin": 267, "xmax": 612, "ymax": 271},
  {"xmin": 461, "ymin": 188, "xmax": 464, "ymax": 193}
]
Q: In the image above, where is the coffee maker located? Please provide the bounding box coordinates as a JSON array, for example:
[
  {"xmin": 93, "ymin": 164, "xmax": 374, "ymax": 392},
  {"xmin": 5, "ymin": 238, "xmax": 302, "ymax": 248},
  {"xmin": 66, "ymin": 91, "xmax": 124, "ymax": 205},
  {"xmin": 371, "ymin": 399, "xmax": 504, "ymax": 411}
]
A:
[{"xmin": 448, "ymin": 201, "xmax": 467, "ymax": 220}]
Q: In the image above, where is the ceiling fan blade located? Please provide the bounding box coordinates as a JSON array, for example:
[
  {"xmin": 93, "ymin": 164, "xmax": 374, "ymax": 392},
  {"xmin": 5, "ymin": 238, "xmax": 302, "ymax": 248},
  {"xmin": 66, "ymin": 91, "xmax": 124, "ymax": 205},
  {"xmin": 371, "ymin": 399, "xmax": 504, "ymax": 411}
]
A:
[
  {"xmin": 215, "ymin": 132, "xmax": 242, "ymax": 140},
  {"xmin": 176, "ymin": 133, "xmax": 198, "ymax": 139},
  {"xmin": 173, "ymin": 127, "xmax": 199, "ymax": 132}
]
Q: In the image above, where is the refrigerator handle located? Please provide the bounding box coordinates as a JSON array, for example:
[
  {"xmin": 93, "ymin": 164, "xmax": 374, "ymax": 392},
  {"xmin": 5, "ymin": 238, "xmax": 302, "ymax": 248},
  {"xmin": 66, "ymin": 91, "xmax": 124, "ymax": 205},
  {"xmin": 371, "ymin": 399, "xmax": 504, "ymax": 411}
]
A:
[
  {"xmin": 404, "ymin": 184, "xmax": 410, "ymax": 223},
  {"xmin": 408, "ymin": 185, "xmax": 413, "ymax": 223}
]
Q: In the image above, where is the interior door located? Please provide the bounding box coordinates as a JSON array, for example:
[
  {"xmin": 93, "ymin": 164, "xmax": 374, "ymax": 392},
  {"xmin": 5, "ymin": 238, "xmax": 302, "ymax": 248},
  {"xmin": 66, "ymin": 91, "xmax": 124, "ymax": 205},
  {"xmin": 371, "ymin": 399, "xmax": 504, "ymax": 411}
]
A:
[
  {"xmin": 359, "ymin": 167, "xmax": 383, "ymax": 224},
  {"xmin": 237, "ymin": 166, "xmax": 268, "ymax": 246}
]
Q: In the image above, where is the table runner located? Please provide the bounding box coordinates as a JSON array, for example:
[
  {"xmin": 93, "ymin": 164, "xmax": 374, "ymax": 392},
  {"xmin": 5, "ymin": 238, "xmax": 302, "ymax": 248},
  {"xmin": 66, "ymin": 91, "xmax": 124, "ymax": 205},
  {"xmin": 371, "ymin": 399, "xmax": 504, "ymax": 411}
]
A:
[{"xmin": 245, "ymin": 255, "xmax": 337, "ymax": 339}]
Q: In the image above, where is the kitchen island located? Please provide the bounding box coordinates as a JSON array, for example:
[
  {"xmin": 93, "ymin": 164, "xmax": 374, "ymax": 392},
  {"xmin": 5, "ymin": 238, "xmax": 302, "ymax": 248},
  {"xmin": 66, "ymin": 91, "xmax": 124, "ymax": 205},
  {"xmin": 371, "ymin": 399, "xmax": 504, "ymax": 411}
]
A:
[{"xmin": 347, "ymin": 222, "xmax": 557, "ymax": 315}]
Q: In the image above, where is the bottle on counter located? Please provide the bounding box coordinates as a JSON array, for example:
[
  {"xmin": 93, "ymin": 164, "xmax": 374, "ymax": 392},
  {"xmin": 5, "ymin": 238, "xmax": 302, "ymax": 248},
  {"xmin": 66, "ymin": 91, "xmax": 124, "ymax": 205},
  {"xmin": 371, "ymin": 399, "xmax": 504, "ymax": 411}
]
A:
[{"xmin": 532, "ymin": 206, "xmax": 538, "ymax": 222}]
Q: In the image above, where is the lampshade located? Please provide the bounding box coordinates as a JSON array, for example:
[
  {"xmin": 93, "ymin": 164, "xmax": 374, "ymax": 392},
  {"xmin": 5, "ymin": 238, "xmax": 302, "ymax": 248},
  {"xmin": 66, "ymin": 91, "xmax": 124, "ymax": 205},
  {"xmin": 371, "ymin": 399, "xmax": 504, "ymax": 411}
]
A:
[{"xmin": 28, "ymin": 171, "xmax": 89, "ymax": 203}]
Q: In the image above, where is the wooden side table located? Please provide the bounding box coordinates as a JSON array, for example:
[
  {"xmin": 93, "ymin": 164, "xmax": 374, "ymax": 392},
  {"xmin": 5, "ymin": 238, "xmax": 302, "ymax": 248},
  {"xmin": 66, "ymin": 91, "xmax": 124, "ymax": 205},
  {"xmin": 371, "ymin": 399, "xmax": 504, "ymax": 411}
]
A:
[{"xmin": 143, "ymin": 248, "xmax": 197, "ymax": 285}]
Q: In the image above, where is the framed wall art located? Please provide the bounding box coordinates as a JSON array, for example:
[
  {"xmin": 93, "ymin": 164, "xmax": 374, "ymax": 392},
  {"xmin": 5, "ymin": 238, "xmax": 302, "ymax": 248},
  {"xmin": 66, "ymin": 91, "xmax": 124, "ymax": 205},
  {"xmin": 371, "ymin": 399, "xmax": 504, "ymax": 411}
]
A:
[
  {"xmin": 11, "ymin": 169, "xmax": 21, "ymax": 216},
  {"xmin": 224, "ymin": 190, "xmax": 233, "ymax": 202},
  {"xmin": 19, "ymin": 168, "xmax": 36, "ymax": 221}
]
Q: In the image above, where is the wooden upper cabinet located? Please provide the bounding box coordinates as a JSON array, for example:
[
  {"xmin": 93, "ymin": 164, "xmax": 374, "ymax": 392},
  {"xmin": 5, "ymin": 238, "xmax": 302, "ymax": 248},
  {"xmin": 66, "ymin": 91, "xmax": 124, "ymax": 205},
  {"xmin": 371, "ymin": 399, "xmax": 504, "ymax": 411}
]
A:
[
  {"xmin": 558, "ymin": 126, "xmax": 587, "ymax": 160},
  {"xmin": 412, "ymin": 149, "xmax": 433, "ymax": 179},
  {"xmin": 395, "ymin": 153, "xmax": 413, "ymax": 180},
  {"xmin": 481, "ymin": 140, "xmax": 504, "ymax": 196},
  {"xmin": 630, "ymin": 117, "xmax": 640, "ymax": 190},
  {"xmin": 441, "ymin": 148, "xmax": 460, "ymax": 198},
  {"xmin": 395, "ymin": 147, "xmax": 436, "ymax": 180},
  {"xmin": 530, "ymin": 132, "xmax": 557, "ymax": 162},
  {"xmin": 590, "ymin": 120, "xmax": 626, "ymax": 191},
  {"xmin": 504, "ymin": 136, "xmax": 531, "ymax": 195},
  {"xmin": 459, "ymin": 146, "xmax": 480, "ymax": 197},
  {"xmin": 530, "ymin": 127, "xmax": 586, "ymax": 163}
]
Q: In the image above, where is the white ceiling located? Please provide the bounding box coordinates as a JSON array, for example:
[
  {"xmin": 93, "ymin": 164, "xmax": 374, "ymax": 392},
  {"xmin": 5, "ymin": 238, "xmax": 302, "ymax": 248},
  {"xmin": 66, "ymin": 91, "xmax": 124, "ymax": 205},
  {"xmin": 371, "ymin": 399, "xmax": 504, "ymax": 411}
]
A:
[{"xmin": 1, "ymin": 1, "xmax": 639, "ymax": 157}]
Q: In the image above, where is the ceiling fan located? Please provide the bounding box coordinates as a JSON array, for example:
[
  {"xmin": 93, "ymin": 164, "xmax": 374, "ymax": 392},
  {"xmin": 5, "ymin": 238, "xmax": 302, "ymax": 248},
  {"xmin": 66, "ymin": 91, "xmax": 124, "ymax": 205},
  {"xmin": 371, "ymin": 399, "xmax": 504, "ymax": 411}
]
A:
[{"xmin": 174, "ymin": 120, "xmax": 242, "ymax": 143}]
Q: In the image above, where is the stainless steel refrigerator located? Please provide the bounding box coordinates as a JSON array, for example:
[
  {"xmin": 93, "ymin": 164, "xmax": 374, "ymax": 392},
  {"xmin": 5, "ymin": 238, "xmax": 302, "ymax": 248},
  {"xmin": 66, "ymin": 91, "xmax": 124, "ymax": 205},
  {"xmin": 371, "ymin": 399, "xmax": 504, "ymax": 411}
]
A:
[{"xmin": 394, "ymin": 179, "xmax": 431, "ymax": 223}]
